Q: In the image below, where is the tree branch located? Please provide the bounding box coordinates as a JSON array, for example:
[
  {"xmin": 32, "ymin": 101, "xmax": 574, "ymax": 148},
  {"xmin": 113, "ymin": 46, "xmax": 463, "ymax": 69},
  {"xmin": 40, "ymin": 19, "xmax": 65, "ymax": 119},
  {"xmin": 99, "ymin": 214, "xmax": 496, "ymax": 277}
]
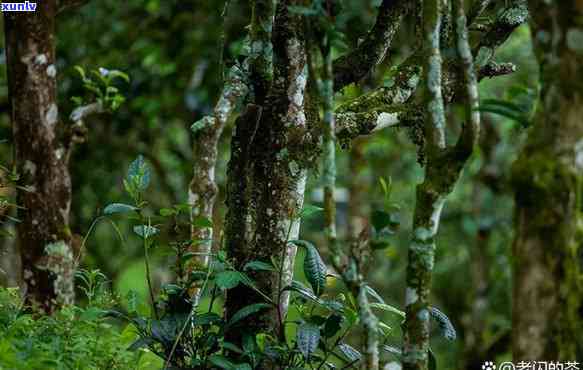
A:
[
  {"xmin": 455, "ymin": 0, "xmax": 481, "ymax": 158},
  {"xmin": 332, "ymin": 0, "xmax": 526, "ymax": 143},
  {"xmin": 473, "ymin": 0, "xmax": 528, "ymax": 68},
  {"xmin": 333, "ymin": 0, "xmax": 410, "ymax": 91},
  {"xmin": 403, "ymin": 0, "xmax": 446, "ymax": 368},
  {"xmin": 467, "ymin": 0, "xmax": 494, "ymax": 25}
]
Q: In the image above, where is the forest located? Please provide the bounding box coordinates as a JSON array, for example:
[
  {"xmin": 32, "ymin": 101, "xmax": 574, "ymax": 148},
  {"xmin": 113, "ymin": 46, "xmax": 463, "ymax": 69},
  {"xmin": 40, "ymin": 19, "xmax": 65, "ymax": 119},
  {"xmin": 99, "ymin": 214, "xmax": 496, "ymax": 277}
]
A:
[{"xmin": 0, "ymin": 0, "xmax": 581, "ymax": 369}]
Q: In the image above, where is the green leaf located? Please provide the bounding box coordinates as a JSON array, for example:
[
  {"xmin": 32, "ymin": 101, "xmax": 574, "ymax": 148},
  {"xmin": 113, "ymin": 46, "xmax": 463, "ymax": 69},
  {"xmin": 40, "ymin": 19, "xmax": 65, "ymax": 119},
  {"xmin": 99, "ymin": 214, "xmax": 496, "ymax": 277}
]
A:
[
  {"xmin": 192, "ymin": 215, "xmax": 213, "ymax": 228},
  {"xmin": 228, "ymin": 303, "xmax": 271, "ymax": 327},
  {"xmin": 104, "ymin": 203, "xmax": 138, "ymax": 215},
  {"xmin": 429, "ymin": 348, "xmax": 437, "ymax": 370},
  {"xmin": 193, "ymin": 312, "xmax": 222, "ymax": 326},
  {"xmin": 127, "ymin": 155, "xmax": 151, "ymax": 191},
  {"xmin": 233, "ymin": 364, "xmax": 252, "ymax": 370},
  {"xmin": 282, "ymin": 280, "xmax": 319, "ymax": 303},
  {"xmin": 364, "ymin": 285, "xmax": 385, "ymax": 304},
  {"xmin": 107, "ymin": 69, "xmax": 130, "ymax": 83},
  {"xmin": 222, "ymin": 342, "xmax": 244, "ymax": 354},
  {"xmin": 298, "ymin": 204, "xmax": 323, "ymax": 219},
  {"xmin": 287, "ymin": 5, "xmax": 319, "ymax": 16},
  {"xmin": 215, "ymin": 271, "xmax": 241, "ymax": 290},
  {"xmin": 381, "ymin": 345, "xmax": 402, "ymax": 358},
  {"xmin": 430, "ymin": 306, "xmax": 457, "ymax": 341},
  {"xmin": 126, "ymin": 289, "xmax": 138, "ymax": 313},
  {"xmin": 338, "ymin": 343, "xmax": 362, "ymax": 362},
  {"xmin": 159, "ymin": 208, "xmax": 176, "ymax": 217},
  {"xmin": 369, "ymin": 303, "xmax": 405, "ymax": 318},
  {"xmin": 74, "ymin": 65, "xmax": 86, "ymax": 80},
  {"xmin": 128, "ymin": 337, "xmax": 155, "ymax": 352},
  {"xmin": 371, "ymin": 210, "xmax": 392, "ymax": 231},
  {"xmin": 243, "ymin": 261, "xmax": 275, "ymax": 272},
  {"xmin": 477, "ymin": 106, "xmax": 530, "ymax": 127},
  {"xmin": 296, "ymin": 323, "xmax": 320, "ymax": 359},
  {"xmin": 208, "ymin": 355, "xmax": 235, "ymax": 369},
  {"xmin": 323, "ymin": 314, "xmax": 343, "ymax": 338},
  {"xmin": 133, "ymin": 225, "xmax": 159, "ymax": 239},
  {"xmin": 301, "ymin": 242, "xmax": 327, "ymax": 297},
  {"xmin": 481, "ymin": 98, "xmax": 528, "ymax": 113}
]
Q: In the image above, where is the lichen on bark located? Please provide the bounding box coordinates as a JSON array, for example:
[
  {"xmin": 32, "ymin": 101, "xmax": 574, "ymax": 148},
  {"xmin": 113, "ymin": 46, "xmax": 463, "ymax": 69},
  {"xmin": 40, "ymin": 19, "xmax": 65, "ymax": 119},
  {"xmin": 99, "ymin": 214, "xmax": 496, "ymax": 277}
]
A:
[
  {"xmin": 4, "ymin": 0, "xmax": 76, "ymax": 314},
  {"xmin": 403, "ymin": 0, "xmax": 481, "ymax": 368}
]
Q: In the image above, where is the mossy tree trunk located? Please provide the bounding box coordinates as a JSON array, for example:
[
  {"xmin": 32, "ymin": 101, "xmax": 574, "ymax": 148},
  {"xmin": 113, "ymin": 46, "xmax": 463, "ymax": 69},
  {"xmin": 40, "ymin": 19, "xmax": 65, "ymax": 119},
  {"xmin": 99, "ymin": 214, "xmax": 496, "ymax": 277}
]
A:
[
  {"xmin": 4, "ymin": 0, "xmax": 74, "ymax": 313},
  {"xmin": 403, "ymin": 0, "xmax": 482, "ymax": 368},
  {"xmin": 223, "ymin": 0, "xmax": 317, "ymax": 346},
  {"xmin": 511, "ymin": 0, "xmax": 583, "ymax": 360}
]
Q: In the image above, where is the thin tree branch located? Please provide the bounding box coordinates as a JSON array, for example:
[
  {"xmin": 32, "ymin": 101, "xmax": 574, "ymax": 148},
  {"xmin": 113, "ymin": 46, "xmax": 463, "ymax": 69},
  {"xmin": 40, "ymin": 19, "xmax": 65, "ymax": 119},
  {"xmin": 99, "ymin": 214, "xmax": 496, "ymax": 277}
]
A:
[
  {"xmin": 467, "ymin": 0, "xmax": 494, "ymax": 25},
  {"xmin": 330, "ymin": 0, "xmax": 526, "ymax": 143},
  {"xmin": 402, "ymin": 0, "xmax": 445, "ymax": 368},
  {"xmin": 473, "ymin": 0, "xmax": 528, "ymax": 68},
  {"xmin": 403, "ymin": 2, "xmax": 482, "ymax": 369},
  {"xmin": 455, "ymin": 0, "xmax": 481, "ymax": 158},
  {"xmin": 333, "ymin": 0, "xmax": 410, "ymax": 91}
]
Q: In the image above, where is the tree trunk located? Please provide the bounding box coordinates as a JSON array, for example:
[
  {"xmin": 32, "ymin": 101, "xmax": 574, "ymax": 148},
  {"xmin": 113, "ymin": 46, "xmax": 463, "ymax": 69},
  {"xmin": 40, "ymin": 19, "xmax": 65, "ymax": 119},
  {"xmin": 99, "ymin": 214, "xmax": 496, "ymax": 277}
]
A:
[
  {"xmin": 511, "ymin": 0, "xmax": 583, "ymax": 360},
  {"xmin": 223, "ymin": 0, "xmax": 317, "ymax": 346},
  {"xmin": 4, "ymin": 1, "xmax": 75, "ymax": 313}
]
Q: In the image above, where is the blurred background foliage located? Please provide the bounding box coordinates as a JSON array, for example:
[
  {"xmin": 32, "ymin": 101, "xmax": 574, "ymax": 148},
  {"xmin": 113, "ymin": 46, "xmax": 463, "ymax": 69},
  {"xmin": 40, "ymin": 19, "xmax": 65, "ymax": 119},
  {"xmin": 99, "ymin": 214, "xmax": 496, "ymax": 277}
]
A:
[{"xmin": 0, "ymin": 1, "xmax": 538, "ymax": 368}]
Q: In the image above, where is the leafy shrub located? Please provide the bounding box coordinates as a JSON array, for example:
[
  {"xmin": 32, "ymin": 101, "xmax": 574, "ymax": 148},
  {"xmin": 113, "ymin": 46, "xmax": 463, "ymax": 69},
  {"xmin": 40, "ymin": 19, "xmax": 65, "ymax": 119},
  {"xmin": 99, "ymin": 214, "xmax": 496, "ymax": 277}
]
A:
[{"xmin": 0, "ymin": 274, "xmax": 160, "ymax": 370}]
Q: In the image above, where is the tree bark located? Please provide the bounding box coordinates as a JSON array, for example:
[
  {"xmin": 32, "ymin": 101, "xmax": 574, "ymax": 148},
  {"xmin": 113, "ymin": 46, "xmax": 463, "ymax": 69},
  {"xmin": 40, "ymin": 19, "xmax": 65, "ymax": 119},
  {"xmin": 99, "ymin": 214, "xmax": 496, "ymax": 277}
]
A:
[
  {"xmin": 511, "ymin": 0, "xmax": 583, "ymax": 360},
  {"xmin": 223, "ymin": 0, "xmax": 316, "ymax": 346},
  {"xmin": 4, "ymin": 0, "xmax": 75, "ymax": 313},
  {"xmin": 403, "ymin": 0, "xmax": 481, "ymax": 368}
]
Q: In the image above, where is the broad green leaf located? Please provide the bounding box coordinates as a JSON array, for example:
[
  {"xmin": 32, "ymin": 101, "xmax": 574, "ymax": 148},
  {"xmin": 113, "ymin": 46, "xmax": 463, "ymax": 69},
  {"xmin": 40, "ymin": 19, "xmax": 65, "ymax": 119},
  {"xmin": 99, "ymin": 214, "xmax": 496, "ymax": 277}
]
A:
[
  {"xmin": 233, "ymin": 364, "xmax": 252, "ymax": 370},
  {"xmin": 298, "ymin": 204, "xmax": 323, "ymax": 219},
  {"xmin": 208, "ymin": 355, "xmax": 235, "ymax": 369},
  {"xmin": 193, "ymin": 312, "xmax": 222, "ymax": 326},
  {"xmin": 243, "ymin": 260, "xmax": 275, "ymax": 272},
  {"xmin": 159, "ymin": 208, "xmax": 176, "ymax": 217},
  {"xmin": 301, "ymin": 241, "xmax": 327, "ymax": 296},
  {"xmin": 481, "ymin": 98, "xmax": 528, "ymax": 113},
  {"xmin": 371, "ymin": 210, "xmax": 392, "ymax": 231},
  {"xmin": 128, "ymin": 337, "xmax": 155, "ymax": 352},
  {"xmin": 192, "ymin": 215, "xmax": 213, "ymax": 228},
  {"xmin": 215, "ymin": 271, "xmax": 241, "ymax": 290},
  {"xmin": 338, "ymin": 343, "xmax": 362, "ymax": 362},
  {"xmin": 222, "ymin": 342, "xmax": 244, "ymax": 354},
  {"xmin": 127, "ymin": 155, "xmax": 151, "ymax": 191},
  {"xmin": 227, "ymin": 303, "xmax": 271, "ymax": 327},
  {"xmin": 323, "ymin": 314, "xmax": 343, "ymax": 338},
  {"xmin": 429, "ymin": 306, "xmax": 457, "ymax": 341},
  {"xmin": 133, "ymin": 225, "xmax": 159, "ymax": 239},
  {"xmin": 104, "ymin": 203, "xmax": 137, "ymax": 215},
  {"xmin": 282, "ymin": 280, "xmax": 319, "ymax": 302},
  {"xmin": 296, "ymin": 323, "xmax": 320, "ymax": 359}
]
